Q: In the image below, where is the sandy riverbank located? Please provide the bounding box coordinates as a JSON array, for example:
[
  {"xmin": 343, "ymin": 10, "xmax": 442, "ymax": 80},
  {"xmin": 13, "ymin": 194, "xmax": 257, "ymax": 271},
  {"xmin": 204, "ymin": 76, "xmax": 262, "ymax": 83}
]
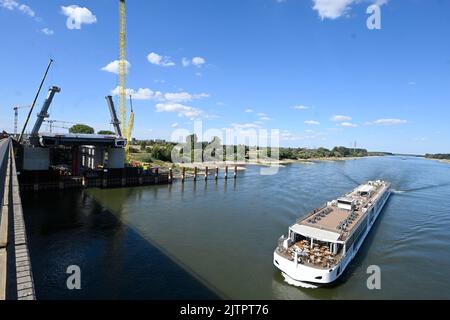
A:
[{"xmin": 175, "ymin": 156, "xmax": 371, "ymax": 171}]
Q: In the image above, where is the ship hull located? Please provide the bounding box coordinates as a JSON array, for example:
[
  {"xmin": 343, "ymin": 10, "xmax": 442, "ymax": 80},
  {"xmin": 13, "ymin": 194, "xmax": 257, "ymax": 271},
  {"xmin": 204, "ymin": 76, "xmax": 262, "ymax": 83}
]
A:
[{"xmin": 274, "ymin": 186, "xmax": 391, "ymax": 285}]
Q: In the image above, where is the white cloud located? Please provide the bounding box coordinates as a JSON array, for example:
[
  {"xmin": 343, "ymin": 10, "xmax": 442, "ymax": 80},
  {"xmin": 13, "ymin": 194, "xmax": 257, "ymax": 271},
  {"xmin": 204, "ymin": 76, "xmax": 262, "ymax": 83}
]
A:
[
  {"xmin": 41, "ymin": 28, "xmax": 54, "ymax": 36},
  {"xmin": 101, "ymin": 60, "xmax": 131, "ymax": 74},
  {"xmin": 312, "ymin": 0, "xmax": 388, "ymax": 20},
  {"xmin": 182, "ymin": 56, "xmax": 206, "ymax": 67},
  {"xmin": 245, "ymin": 108, "xmax": 254, "ymax": 113},
  {"xmin": 331, "ymin": 115, "xmax": 352, "ymax": 122},
  {"xmin": 367, "ymin": 118, "xmax": 408, "ymax": 126},
  {"xmin": 171, "ymin": 123, "xmax": 179, "ymax": 128},
  {"xmin": 1, "ymin": 0, "xmax": 35, "ymax": 17},
  {"xmin": 257, "ymin": 112, "xmax": 267, "ymax": 117},
  {"xmin": 291, "ymin": 105, "xmax": 309, "ymax": 110},
  {"xmin": 147, "ymin": 52, "xmax": 175, "ymax": 67},
  {"xmin": 340, "ymin": 122, "xmax": 358, "ymax": 127},
  {"xmin": 312, "ymin": 0, "xmax": 355, "ymax": 20},
  {"xmin": 182, "ymin": 57, "xmax": 190, "ymax": 67},
  {"xmin": 192, "ymin": 56, "xmax": 206, "ymax": 67},
  {"xmin": 61, "ymin": 5, "xmax": 97, "ymax": 30},
  {"xmin": 156, "ymin": 103, "xmax": 202, "ymax": 119},
  {"xmin": 259, "ymin": 116, "xmax": 272, "ymax": 121},
  {"xmin": 111, "ymin": 86, "xmax": 162, "ymax": 101},
  {"xmin": 164, "ymin": 92, "xmax": 209, "ymax": 103},
  {"xmin": 18, "ymin": 3, "xmax": 33, "ymax": 16},
  {"xmin": 305, "ymin": 120, "xmax": 320, "ymax": 125},
  {"xmin": 0, "ymin": 0, "xmax": 18, "ymax": 10}
]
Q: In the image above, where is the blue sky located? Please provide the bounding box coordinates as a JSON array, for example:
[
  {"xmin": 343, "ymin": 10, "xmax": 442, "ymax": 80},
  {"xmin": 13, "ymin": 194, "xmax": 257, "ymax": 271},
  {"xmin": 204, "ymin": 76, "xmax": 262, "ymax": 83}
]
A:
[{"xmin": 0, "ymin": 0, "xmax": 449, "ymax": 154}]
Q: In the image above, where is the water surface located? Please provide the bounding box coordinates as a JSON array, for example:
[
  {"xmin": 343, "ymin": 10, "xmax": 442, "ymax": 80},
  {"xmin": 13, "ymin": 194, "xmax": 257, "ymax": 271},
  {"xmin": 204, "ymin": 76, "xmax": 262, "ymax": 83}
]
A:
[{"xmin": 23, "ymin": 156, "xmax": 450, "ymax": 299}]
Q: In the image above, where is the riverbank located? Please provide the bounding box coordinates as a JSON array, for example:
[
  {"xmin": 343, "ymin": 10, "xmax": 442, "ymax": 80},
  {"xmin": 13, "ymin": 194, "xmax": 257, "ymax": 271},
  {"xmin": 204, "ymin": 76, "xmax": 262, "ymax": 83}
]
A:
[
  {"xmin": 427, "ymin": 158, "xmax": 450, "ymax": 164},
  {"xmin": 129, "ymin": 152, "xmax": 376, "ymax": 173}
]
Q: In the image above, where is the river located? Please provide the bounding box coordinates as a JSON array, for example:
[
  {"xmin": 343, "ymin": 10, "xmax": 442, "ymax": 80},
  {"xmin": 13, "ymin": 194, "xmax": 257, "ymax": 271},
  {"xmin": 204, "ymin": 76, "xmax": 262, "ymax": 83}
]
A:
[{"xmin": 22, "ymin": 156, "xmax": 450, "ymax": 299}]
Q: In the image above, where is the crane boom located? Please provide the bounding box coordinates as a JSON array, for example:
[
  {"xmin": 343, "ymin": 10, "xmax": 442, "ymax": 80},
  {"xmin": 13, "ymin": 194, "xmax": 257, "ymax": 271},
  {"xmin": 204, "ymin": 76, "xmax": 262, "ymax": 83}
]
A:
[{"xmin": 126, "ymin": 94, "xmax": 134, "ymax": 159}]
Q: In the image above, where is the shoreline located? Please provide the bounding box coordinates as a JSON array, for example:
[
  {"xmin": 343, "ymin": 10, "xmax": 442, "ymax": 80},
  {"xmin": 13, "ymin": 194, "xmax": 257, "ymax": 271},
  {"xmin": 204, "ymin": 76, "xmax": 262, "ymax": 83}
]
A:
[
  {"xmin": 426, "ymin": 158, "xmax": 450, "ymax": 164},
  {"xmin": 166, "ymin": 155, "xmax": 376, "ymax": 172},
  {"xmin": 129, "ymin": 153, "xmax": 381, "ymax": 173}
]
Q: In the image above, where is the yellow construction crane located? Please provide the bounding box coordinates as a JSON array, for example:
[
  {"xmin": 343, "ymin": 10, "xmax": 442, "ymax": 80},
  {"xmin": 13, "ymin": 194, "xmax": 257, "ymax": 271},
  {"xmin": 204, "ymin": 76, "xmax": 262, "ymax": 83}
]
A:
[
  {"xmin": 118, "ymin": 0, "xmax": 134, "ymax": 161},
  {"xmin": 126, "ymin": 95, "xmax": 135, "ymax": 156}
]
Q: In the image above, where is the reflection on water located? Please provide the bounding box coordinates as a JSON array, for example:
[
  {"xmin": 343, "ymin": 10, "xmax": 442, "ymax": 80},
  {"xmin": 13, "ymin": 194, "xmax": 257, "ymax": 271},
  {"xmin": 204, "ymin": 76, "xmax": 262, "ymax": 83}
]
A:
[{"xmin": 23, "ymin": 157, "xmax": 450, "ymax": 299}]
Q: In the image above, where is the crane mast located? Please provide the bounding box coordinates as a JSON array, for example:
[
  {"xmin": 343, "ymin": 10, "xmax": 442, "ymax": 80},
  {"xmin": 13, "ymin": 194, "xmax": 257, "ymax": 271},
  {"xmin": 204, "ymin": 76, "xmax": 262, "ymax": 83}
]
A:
[{"xmin": 119, "ymin": 0, "xmax": 127, "ymax": 140}]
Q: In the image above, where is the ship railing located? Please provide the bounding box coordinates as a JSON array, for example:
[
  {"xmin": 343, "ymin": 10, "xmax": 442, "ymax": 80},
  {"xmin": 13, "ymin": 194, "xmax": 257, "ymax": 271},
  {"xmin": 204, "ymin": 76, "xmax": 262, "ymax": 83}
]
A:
[
  {"xmin": 277, "ymin": 235, "xmax": 287, "ymax": 248},
  {"xmin": 296, "ymin": 203, "xmax": 328, "ymax": 224}
]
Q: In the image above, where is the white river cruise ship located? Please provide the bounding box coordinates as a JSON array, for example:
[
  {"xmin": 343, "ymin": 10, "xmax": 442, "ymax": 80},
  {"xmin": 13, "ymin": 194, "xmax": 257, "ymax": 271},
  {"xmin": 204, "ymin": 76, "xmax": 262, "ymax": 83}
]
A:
[{"xmin": 273, "ymin": 180, "xmax": 391, "ymax": 286}]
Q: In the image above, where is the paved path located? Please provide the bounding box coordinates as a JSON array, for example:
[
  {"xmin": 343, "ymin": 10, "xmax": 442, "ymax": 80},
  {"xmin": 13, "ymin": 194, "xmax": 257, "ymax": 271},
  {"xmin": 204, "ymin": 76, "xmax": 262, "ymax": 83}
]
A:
[{"xmin": 0, "ymin": 138, "xmax": 10, "ymax": 226}]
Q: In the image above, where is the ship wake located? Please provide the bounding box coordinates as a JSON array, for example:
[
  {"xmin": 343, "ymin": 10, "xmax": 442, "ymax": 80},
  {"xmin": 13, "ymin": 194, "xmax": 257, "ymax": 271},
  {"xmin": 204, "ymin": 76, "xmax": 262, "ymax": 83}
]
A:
[{"xmin": 282, "ymin": 273, "xmax": 319, "ymax": 289}]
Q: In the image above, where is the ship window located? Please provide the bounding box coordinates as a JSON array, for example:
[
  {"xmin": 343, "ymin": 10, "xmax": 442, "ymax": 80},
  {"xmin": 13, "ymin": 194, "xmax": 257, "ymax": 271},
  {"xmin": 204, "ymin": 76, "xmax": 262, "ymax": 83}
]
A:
[
  {"xmin": 315, "ymin": 276, "xmax": 322, "ymax": 280},
  {"xmin": 275, "ymin": 260, "xmax": 279, "ymax": 265}
]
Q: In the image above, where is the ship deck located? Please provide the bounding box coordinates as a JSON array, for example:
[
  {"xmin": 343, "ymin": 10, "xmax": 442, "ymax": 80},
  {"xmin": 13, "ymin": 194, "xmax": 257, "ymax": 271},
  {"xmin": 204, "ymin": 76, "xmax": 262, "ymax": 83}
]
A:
[
  {"xmin": 293, "ymin": 182, "xmax": 389, "ymax": 241},
  {"xmin": 276, "ymin": 240, "xmax": 344, "ymax": 269}
]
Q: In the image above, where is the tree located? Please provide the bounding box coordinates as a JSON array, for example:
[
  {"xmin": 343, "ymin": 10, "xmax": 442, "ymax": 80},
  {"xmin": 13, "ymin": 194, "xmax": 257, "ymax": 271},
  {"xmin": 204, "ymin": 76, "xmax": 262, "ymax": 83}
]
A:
[
  {"xmin": 140, "ymin": 141, "xmax": 147, "ymax": 151},
  {"xmin": 69, "ymin": 124, "xmax": 94, "ymax": 134},
  {"xmin": 150, "ymin": 145, "xmax": 173, "ymax": 162},
  {"xmin": 98, "ymin": 130, "xmax": 115, "ymax": 135}
]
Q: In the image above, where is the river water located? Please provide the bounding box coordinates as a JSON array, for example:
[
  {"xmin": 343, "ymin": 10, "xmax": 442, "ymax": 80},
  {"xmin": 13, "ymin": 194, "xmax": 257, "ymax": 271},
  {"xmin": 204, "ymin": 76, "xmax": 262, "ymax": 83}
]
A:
[{"xmin": 22, "ymin": 156, "xmax": 450, "ymax": 299}]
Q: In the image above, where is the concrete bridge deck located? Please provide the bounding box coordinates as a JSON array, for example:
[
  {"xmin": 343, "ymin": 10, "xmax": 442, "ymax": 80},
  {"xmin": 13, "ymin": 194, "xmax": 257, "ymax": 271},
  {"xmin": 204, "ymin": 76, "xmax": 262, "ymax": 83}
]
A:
[{"xmin": 0, "ymin": 137, "xmax": 35, "ymax": 300}]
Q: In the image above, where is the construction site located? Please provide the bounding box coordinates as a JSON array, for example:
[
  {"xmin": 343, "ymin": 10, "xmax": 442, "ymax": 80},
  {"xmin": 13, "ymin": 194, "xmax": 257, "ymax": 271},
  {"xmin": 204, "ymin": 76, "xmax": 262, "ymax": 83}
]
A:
[{"xmin": 6, "ymin": 0, "xmax": 171, "ymax": 192}]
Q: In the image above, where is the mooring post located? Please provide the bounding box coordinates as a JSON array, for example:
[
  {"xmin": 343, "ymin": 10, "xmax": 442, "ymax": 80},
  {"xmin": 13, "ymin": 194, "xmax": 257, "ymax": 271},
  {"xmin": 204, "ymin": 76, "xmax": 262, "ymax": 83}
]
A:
[
  {"xmin": 169, "ymin": 168, "xmax": 173, "ymax": 182},
  {"xmin": 204, "ymin": 167, "xmax": 208, "ymax": 181},
  {"xmin": 234, "ymin": 165, "xmax": 237, "ymax": 179},
  {"xmin": 194, "ymin": 167, "xmax": 198, "ymax": 181},
  {"xmin": 215, "ymin": 167, "xmax": 219, "ymax": 180},
  {"xmin": 225, "ymin": 166, "xmax": 229, "ymax": 180},
  {"xmin": 182, "ymin": 167, "xmax": 185, "ymax": 183},
  {"xmin": 155, "ymin": 168, "xmax": 159, "ymax": 184}
]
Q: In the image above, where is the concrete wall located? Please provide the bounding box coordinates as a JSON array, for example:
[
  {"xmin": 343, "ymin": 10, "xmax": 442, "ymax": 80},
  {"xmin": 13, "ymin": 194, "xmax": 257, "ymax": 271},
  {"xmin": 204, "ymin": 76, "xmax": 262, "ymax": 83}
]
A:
[
  {"xmin": 23, "ymin": 147, "xmax": 49, "ymax": 171},
  {"xmin": 107, "ymin": 148, "xmax": 125, "ymax": 169}
]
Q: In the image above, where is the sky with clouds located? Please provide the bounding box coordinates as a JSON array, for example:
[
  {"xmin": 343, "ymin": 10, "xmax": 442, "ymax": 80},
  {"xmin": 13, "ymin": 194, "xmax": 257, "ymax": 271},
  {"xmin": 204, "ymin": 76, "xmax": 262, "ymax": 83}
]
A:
[{"xmin": 0, "ymin": 0, "xmax": 449, "ymax": 154}]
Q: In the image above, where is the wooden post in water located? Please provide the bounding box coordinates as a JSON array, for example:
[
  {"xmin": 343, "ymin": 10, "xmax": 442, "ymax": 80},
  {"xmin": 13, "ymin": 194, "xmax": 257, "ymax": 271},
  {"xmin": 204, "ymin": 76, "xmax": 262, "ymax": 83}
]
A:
[
  {"xmin": 224, "ymin": 166, "xmax": 228, "ymax": 180},
  {"xmin": 205, "ymin": 166, "xmax": 208, "ymax": 181},
  {"xmin": 182, "ymin": 167, "xmax": 185, "ymax": 183},
  {"xmin": 169, "ymin": 168, "xmax": 173, "ymax": 182},
  {"xmin": 234, "ymin": 165, "xmax": 237, "ymax": 179},
  {"xmin": 194, "ymin": 167, "xmax": 198, "ymax": 181},
  {"xmin": 215, "ymin": 167, "xmax": 219, "ymax": 180}
]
